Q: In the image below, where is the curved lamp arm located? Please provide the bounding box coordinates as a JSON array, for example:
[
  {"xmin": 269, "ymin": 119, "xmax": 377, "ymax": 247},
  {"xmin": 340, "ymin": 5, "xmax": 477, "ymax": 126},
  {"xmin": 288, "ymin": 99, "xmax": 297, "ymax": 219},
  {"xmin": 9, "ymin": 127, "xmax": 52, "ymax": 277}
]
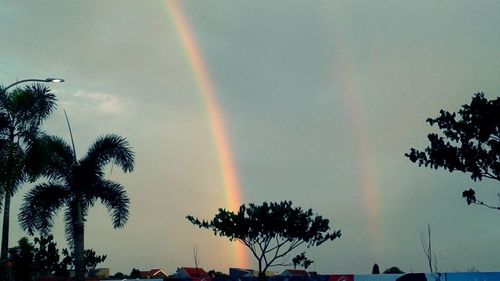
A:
[{"xmin": 2, "ymin": 78, "xmax": 64, "ymax": 93}]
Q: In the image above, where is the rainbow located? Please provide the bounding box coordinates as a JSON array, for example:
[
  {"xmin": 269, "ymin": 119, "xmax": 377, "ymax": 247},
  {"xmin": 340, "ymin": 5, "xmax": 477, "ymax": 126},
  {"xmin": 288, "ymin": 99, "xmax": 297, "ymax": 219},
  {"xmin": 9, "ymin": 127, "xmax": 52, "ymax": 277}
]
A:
[
  {"xmin": 330, "ymin": 10, "xmax": 382, "ymax": 257},
  {"xmin": 164, "ymin": 0, "xmax": 250, "ymax": 268}
]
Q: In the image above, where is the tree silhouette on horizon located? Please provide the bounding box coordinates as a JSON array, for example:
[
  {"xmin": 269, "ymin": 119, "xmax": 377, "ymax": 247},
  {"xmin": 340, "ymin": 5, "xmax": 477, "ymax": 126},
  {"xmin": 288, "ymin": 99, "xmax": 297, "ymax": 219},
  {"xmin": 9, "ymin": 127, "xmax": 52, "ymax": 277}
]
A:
[
  {"xmin": 187, "ymin": 201, "xmax": 341, "ymax": 279},
  {"xmin": 18, "ymin": 133, "xmax": 134, "ymax": 281},
  {"xmin": 0, "ymin": 84, "xmax": 57, "ymax": 278},
  {"xmin": 406, "ymin": 92, "xmax": 500, "ymax": 211}
]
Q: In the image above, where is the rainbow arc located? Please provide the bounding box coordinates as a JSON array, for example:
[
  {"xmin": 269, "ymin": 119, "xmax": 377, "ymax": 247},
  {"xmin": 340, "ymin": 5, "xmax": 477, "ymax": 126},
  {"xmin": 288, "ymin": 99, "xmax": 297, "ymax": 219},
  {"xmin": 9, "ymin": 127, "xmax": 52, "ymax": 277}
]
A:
[{"xmin": 165, "ymin": 0, "xmax": 249, "ymax": 268}]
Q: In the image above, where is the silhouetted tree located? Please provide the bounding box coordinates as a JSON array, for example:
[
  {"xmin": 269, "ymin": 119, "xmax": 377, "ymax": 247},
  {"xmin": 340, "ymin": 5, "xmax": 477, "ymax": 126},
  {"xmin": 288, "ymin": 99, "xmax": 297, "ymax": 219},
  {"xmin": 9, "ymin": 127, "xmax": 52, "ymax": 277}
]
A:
[
  {"xmin": 208, "ymin": 270, "xmax": 228, "ymax": 278},
  {"xmin": 8, "ymin": 237, "xmax": 35, "ymax": 281},
  {"xmin": 421, "ymin": 224, "xmax": 437, "ymax": 273},
  {"xmin": 18, "ymin": 134, "xmax": 134, "ymax": 281},
  {"xmin": 130, "ymin": 268, "xmax": 141, "ymax": 278},
  {"xmin": 372, "ymin": 263, "xmax": 380, "ymax": 274},
  {"xmin": 114, "ymin": 272, "xmax": 126, "ymax": 279},
  {"xmin": 406, "ymin": 93, "xmax": 500, "ymax": 210},
  {"xmin": 8, "ymin": 235, "xmax": 106, "ymax": 280},
  {"xmin": 33, "ymin": 235, "xmax": 62, "ymax": 277},
  {"xmin": 384, "ymin": 266, "xmax": 404, "ymax": 274},
  {"xmin": 0, "ymin": 84, "xmax": 57, "ymax": 275},
  {"xmin": 187, "ymin": 201, "xmax": 341, "ymax": 279},
  {"xmin": 59, "ymin": 248, "xmax": 107, "ymax": 273},
  {"xmin": 292, "ymin": 252, "xmax": 313, "ymax": 270}
]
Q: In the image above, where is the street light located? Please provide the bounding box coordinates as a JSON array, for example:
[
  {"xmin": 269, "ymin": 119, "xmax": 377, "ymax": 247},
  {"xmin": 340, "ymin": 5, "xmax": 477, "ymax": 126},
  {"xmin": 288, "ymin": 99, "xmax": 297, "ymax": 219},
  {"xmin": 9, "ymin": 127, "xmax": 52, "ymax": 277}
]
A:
[{"xmin": 2, "ymin": 77, "xmax": 65, "ymax": 92}]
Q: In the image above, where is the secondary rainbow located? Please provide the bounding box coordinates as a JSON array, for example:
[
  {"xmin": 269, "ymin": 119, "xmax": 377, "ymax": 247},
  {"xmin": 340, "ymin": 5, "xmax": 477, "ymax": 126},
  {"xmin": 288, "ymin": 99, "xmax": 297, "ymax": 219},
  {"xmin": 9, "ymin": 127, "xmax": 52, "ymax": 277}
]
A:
[
  {"xmin": 330, "ymin": 6, "xmax": 383, "ymax": 257},
  {"xmin": 164, "ymin": 0, "xmax": 249, "ymax": 268}
]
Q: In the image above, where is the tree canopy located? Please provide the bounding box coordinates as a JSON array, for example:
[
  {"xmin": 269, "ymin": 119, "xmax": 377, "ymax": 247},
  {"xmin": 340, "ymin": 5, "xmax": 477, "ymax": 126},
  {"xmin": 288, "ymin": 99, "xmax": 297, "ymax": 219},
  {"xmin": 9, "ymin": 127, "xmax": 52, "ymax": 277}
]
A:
[
  {"xmin": 406, "ymin": 93, "xmax": 500, "ymax": 210},
  {"xmin": 8, "ymin": 235, "xmax": 106, "ymax": 280},
  {"xmin": 187, "ymin": 201, "xmax": 341, "ymax": 277},
  {"xmin": 292, "ymin": 252, "xmax": 313, "ymax": 270},
  {"xmin": 383, "ymin": 266, "xmax": 404, "ymax": 274}
]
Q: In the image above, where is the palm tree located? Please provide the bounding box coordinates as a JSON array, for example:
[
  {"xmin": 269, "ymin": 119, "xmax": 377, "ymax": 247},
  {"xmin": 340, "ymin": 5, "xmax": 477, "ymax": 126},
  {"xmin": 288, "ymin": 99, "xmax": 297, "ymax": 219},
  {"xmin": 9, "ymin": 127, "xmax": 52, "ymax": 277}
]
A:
[
  {"xmin": 0, "ymin": 84, "xmax": 57, "ymax": 265},
  {"xmin": 19, "ymin": 134, "xmax": 135, "ymax": 281}
]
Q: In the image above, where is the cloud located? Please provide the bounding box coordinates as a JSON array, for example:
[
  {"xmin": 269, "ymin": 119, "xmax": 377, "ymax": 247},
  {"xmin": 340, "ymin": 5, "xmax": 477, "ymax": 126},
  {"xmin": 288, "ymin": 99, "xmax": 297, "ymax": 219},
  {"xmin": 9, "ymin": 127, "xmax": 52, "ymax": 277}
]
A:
[{"xmin": 61, "ymin": 89, "xmax": 133, "ymax": 116}]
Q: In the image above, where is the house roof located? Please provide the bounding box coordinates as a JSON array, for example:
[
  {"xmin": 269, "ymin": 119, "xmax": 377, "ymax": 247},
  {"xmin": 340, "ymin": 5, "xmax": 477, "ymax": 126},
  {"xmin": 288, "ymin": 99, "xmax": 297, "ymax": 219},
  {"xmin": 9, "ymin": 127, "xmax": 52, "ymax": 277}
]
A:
[
  {"xmin": 140, "ymin": 268, "xmax": 168, "ymax": 278},
  {"xmin": 180, "ymin": 267, "xmax": 208, "ymax": 277},
  {"xmin": 229, "ymin": 268, "xmax": 255, "ymax": 277}
]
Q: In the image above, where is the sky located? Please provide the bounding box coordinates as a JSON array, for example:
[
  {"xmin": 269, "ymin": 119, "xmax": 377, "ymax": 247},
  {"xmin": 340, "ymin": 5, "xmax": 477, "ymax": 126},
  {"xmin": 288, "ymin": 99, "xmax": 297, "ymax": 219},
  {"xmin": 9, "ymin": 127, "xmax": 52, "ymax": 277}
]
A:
[{"xmin": 1, "ymin": 0, "xmax": 500, "ymax": 276}]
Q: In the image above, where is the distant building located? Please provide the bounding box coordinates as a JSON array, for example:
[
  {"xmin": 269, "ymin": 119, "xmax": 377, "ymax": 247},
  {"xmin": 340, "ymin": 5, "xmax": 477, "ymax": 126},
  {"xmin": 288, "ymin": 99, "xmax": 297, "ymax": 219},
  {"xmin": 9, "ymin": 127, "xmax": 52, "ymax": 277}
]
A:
[
  {"xmin": 176, "ymin": 267, "xmax": 208, "ymax": 279},
  {"xmin": 229, "ymin": 268, "xmax": 255, "ymax": 278},
  {"xmin": 140, "ymin": 268, "xmax": 169, "ymax": 279},
  {"xmin": 69, "ymin": 268, "xmax": 110, "ymax": 279},
  {"xmin": 89, "ymin": 267, "xmax": 110, "ymax": 279}
]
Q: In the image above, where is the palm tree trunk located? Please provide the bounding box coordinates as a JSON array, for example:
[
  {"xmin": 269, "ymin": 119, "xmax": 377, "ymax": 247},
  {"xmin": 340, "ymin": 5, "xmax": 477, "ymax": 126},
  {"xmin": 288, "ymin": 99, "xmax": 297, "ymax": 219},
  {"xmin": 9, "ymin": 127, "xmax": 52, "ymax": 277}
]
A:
[
  {"xmin": 0, "ymin": 193, "xmax": 11, "ymax": 262},
  {"xmin": 0, "ymin": 135, "xmax": 14, "ymax": 268},
  {"xmin": 74, "ymin": 201, "xmax": 85, "ymax": 281},
  {"xmin": 0, "ymin": 192, "xmax": 11, "ymax": 281}
]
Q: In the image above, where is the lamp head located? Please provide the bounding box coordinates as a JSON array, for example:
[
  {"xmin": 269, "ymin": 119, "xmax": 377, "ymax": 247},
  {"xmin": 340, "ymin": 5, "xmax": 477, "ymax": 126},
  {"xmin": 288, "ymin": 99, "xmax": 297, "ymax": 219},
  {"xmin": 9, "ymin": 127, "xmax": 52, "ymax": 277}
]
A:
[{"xmin": 45, "ymin": 78, "xmax": 65, "ymax": 83}]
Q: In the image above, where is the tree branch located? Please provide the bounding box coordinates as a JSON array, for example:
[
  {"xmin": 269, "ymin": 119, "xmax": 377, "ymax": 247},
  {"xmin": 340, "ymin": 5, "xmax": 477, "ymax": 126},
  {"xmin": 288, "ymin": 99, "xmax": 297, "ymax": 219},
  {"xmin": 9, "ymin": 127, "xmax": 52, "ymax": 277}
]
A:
[{"xmin": 474, "ymin": 200, "xmax": 500, "ymax": 211}]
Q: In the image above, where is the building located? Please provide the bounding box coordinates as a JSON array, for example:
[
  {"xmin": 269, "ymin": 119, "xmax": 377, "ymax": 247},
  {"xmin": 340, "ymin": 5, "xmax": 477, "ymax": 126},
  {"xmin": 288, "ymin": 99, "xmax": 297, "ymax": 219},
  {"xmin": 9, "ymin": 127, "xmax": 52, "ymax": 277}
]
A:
[
  {"xmin": 140, "ymin": 268, "xmax": 169, "ymax": 279},
  {"xmin": 176, "ymin": 267, "xmax": 208, "ymax": 279},
  {"xmin": 89, "ymin": 268, "xmax": 110, "ymax": 279},
  {"xmin": 229, "ymin": 268, "xmax": 256, "ymax": 279}
]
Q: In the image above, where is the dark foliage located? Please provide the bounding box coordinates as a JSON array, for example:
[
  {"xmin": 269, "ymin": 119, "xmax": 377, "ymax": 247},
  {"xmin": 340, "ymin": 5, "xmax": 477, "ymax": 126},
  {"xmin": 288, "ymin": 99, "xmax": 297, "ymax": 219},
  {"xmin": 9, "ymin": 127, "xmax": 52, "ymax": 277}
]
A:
[
  {"xmin": 130, "ymin": 268, "xmax": 142, "ymax": 278},
  {"xmin": 293, "ymin": 252, "xmax": 313, "ymax": 270},
  {"xmin": 113, "ymin": 272, "xmax": 126, "ymax": 279},
  {"xmin": 208, "ymin": 270, "xmax": 229, "ymax": 278},
  {"xmin": 384, "ymin": 266, "xmax": 405, "ymax": 274},
  {"xmin": 18, "ymin": 134, "xmax": 134, "ymax": 281},
  {"xmin": 187, "ymin": 201, "xmax": 341, "ymax": 277},
  {"xmin": 0, "ymin": 83, "xmax": 57, "ymax": 272},
  {"xmin": 7, "ymin": 235, "xmax": 106, "ymax": 280},
  {"xmin": 372, "ymin": 263, "xmax": 380, "ymax": 274},
  {"xmin": 406, "ymin": 93, "xmax": 500, "ymax": 210},
  {"xmin": 60, "ymin": 248, "xmax": 107, "ymax": 272},
  {"xmin": 8, "ymin": 237, "xmax": 35, "ymax": 281}
]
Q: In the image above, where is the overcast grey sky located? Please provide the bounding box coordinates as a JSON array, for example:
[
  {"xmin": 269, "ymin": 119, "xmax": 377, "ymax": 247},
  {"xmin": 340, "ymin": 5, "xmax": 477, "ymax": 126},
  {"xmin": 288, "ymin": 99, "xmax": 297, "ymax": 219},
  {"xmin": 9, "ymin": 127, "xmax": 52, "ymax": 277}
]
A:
[{"xmin": 1, "ymin": 0, "xmax": 499, "ymax": 276}]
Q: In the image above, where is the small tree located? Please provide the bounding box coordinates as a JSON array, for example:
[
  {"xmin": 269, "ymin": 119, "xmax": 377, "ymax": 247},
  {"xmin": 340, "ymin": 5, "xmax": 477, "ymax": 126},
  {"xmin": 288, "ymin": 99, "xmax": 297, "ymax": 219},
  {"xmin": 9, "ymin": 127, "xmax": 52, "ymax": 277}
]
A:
[
  {"xmin": 187, "ymin": 201, "xmax": 341, "ymax": 278},
  {"xmin": 8, "ymin": 235, "xmax": 106, "ymax": 279},
  {"xmin": 59, "ymin": 248, "xmax": 107, "ymax": 273},
  {"xmin": 292, "ymin": 252, "xmax": 313, "ymax": 270},
  {"xmin": 8, "ymin": 237, "xmax": 35, "ymax": 281},
  {"xmin": 33, "ymin": 235, "xmax": 62, "ymax": 277},
  {"xmin": 372, "ymin": 263, "xmax": 380, "ymax": 274},
  {"xmin": 129, "ymin": 268, "xmax": 141, "ymax": 278},
  {"xmin": 114, "ymin": 272, "xmax": 126, "ymax": 279},
  {"xmin": 421, "ymin": 224, "xmax": 437, "ymax": 273},
  {"xmin": 406, "ymin": 93, "xmax": 500, "ymax": 210},
  {"xmin": 383, "ymin": 266, "xmax": 404, "ymax": 274}
]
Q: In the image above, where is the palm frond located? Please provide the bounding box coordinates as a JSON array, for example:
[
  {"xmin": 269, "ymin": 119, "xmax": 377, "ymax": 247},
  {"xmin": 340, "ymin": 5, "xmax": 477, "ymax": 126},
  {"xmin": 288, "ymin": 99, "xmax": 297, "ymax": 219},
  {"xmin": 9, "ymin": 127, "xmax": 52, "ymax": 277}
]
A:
[
  {"xmin": 13, "ymin": 84, "xmax": 57, "ymax": 127},
  {"xmin": 63, "ymin": 201, "xmax": 88, "ymax": 249},
  {"xmin": 2, "ymin": 142, "xmax": 28, "ymax": 195},
  {"xmin": 82, "ymin": 134, "xmax": 135, "ymax": 174},
  {"xmin": 64, "ymin": 204, "xmax": 76, "ymax": 248},
  {"xmin": 24, "ymin": 83, "xmax": 57, "ymax": 121},
  {"xmin": 25, "ymin": 134, "xmax": 74, "ymax": 181},
  {"xmin": 19, "ymin": 182, "xmax": 69, "ymax": 235},
  {"xmin": 93, "ymin": 179, "xmax": 130, "ymax": 229},
  {"xmin": 0, "ymin": 112, "xmax": 9, "ymax": 136}
]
